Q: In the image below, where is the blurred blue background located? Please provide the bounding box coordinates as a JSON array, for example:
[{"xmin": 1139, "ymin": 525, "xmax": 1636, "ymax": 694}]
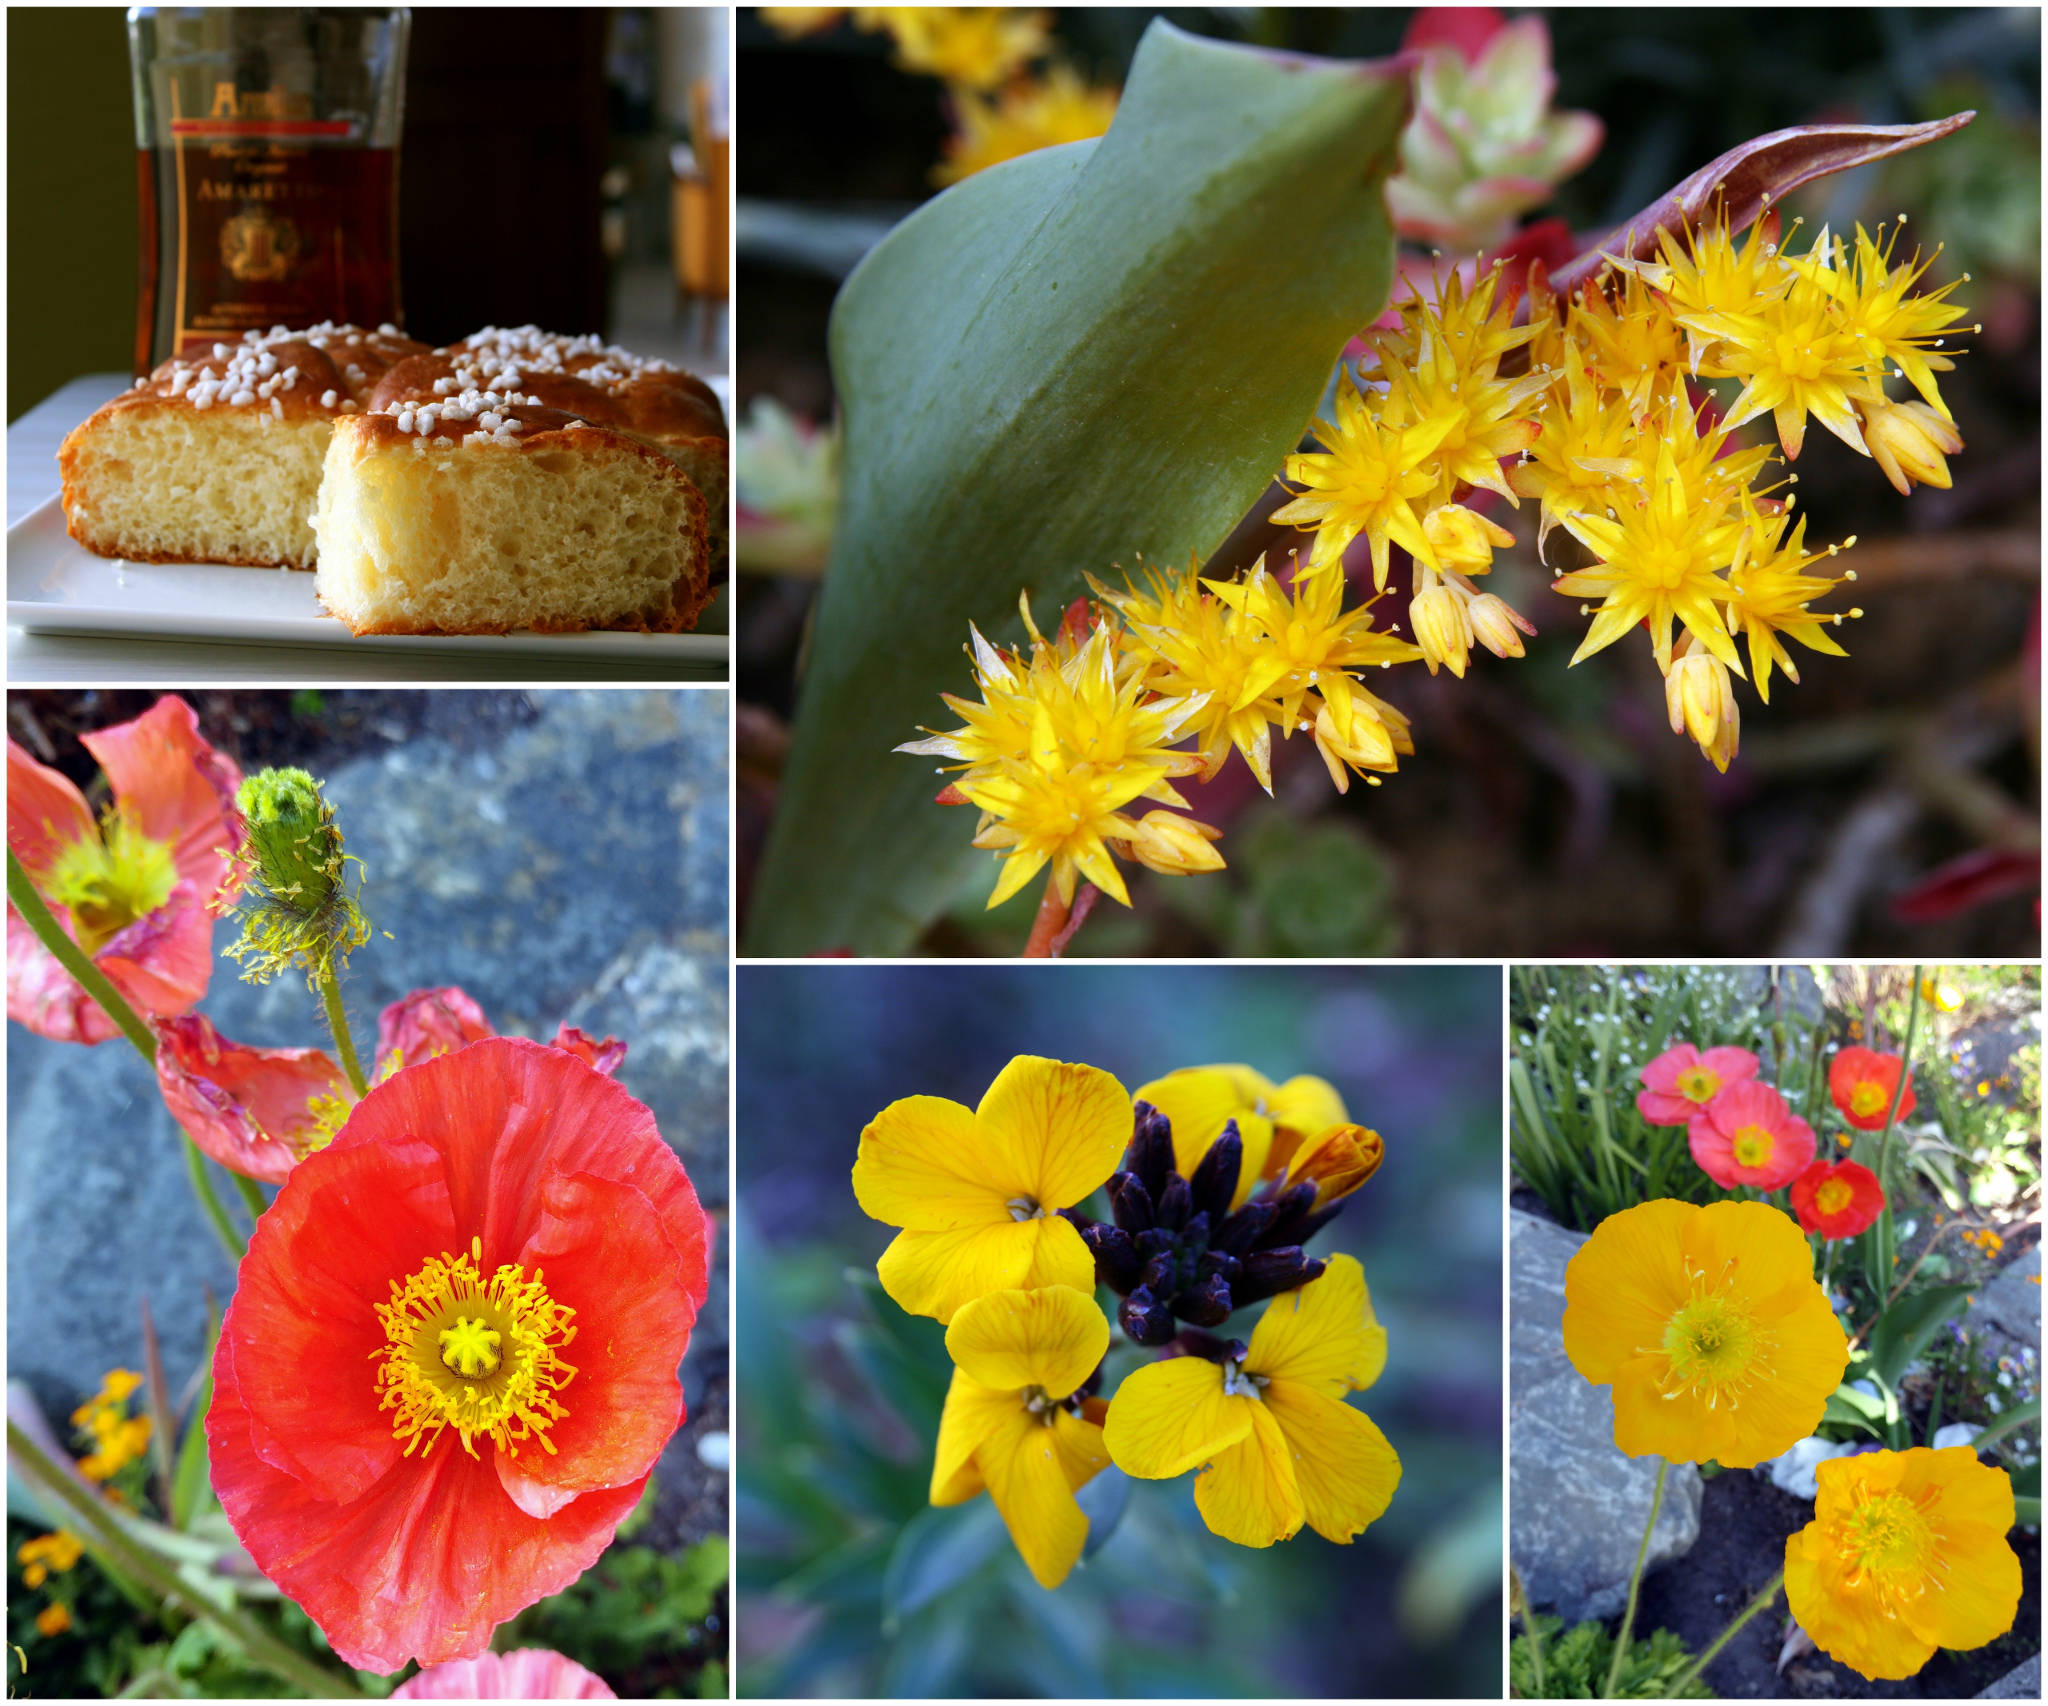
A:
[{"xmin": 735, "ymin": 963, "xmax": 1504, "ymax": 1697}]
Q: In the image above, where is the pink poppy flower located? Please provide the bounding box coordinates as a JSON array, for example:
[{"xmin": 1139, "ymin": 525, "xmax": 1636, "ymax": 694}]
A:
[
  {"xmin": 394, "ymin": 1648, "xmax": 616, "ymax": 1698},
  {"xmin": 1636, "ymin": 1042, "xmax": 1760, "ymax": 1125},
  {"xmin": 157, "ymin": 985, "xmax": 625, "ymax": 1182},
  {"xmin": 8, "ymin": 697, "xmax": 241, "ymax": 1045},
  {"xmin": 1688, "ymin": 1080, "xmax": 1816, "ymax": 1190}
]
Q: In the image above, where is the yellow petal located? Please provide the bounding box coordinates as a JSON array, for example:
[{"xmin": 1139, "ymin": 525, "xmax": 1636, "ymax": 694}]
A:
[
  {"xmin": 946, "ymin": 1285, "xmax": 1108, "ymax": 1401},
  {"xmin": 1262, "ymin": 1378, "xmax": 1401, "ymax": 1544},
  {"xmin": 876, "ymin": 1216, "xmax": 1094, "ymax": 1325},
  {"xmin": 979, "ymin": 1405, "xmax": 1091, "ymax": 1590},
  {"xmin": 1784, "ymin": 1523, "xmax": 1935, "ymax": 1681},
  {"xmin": 853, "ymin": 1094, "xmax": 1009, "ymax": 1231},
  {"xmin": 1102, "ymin": 1354, "xmax": 1252, "ymax": 1480},
  {"xmin": 1245, "ymin": 1254, "xmax": 1386, "ymax": 1394},
  {"xmin": 1192, "ymin": 1400, "xmax": 1302, "ymax": 1548},
  {"xmin": 1560, "ymin": 1198, "xmax": 1695, "ymax": 1384},
  {"xmin": 986, "ymin": 846, "xmax": 1048, "ymax": 910},
  {"xmin": 974, "ymin": 1055, "xmax": 1132, "ymax": 1212},
  {"xmin": 930, "ymin": 1368, "xmax": 1013, "ymax": 1505},
  {"xmin": 1048, "ymin": 1406, "xmax": 1109, "ymax": 1493},
  {"xmin": 1131, "ymin": 1065, "xmax": 1277, "ymax": 1197},
  {"xmin": 1264, "ymin": 1074, "xmax": 1349, "ymax": 1171}
]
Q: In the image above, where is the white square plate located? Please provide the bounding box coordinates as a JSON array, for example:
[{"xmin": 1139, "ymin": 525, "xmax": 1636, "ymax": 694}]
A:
[{"xmin": 5, "ymin": 491, "xmax": 729, "ymax": 664}]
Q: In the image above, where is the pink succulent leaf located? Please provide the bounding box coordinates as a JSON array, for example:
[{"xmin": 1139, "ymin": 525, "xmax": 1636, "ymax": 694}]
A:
[{"xmin": 1552, "ymin": 112, "xmax": 1976, "ymax": 297}]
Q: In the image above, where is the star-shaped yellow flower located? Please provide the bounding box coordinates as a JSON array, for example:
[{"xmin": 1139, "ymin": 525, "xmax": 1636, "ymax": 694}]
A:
[{"xmin": 855, "ymin": 1055, "xmax": 1130, "ymax": 1323}]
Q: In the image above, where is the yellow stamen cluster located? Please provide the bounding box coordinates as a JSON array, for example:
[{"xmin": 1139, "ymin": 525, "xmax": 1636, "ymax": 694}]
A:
[
  {"xmin": 43, "ymin": 806, "xmax": 180, "ymax": 957},
  {"xmin": 70, "ymin": 1368, "xmax": 151, "ymax": 1483},
  {"xmin": 371, "ymin": 1236, "xmax": 577, "ymax": 1462}
]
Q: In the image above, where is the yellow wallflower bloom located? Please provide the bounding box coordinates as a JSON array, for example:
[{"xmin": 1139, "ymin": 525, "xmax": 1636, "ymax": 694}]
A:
[
  {"xmin": 1785, "ymin": 1447, "xmax": 2021, "ymax": 1681},
  {"xmin": 936, "ymin": 64, "xmax": 1119, "ymax": 186},
  {"xmin": 1562, "ymin": 1199, "xmax": 1848, "ymax": 1467},
  {"xmin": 1132, "ymin": 1064, "xmax": 1347, "ymax": 1203},
  {"xmin": 1103, "ymin": 1255, "xmax": 1400, "ymax": 1548},
  {"xmin": 931, "ymin": 1285, "xmax": 1110, "ymax": 1589},
  {"xmin": 1281, "ymin": 1124, "xmax": 1385, "ymax": 1210},
  {"xmin": 855, "ymin": 1055, "xmax": 1130, "ymax": 1323}
]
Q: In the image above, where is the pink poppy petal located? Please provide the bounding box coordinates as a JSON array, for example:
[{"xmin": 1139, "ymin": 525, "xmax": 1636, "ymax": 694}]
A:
[
  {"xmin": 156, "ymin": 1014, "xmax": 350, "ymax": 1184},
  {"xmin": 5, "ymin": 906, "xmax": 121, "ymax": 1044},
  {"xmin": 6, "ymin": 739, "xmax": 96, "ymax": 882},
  {"xmin": 395, "ymin": 1650, "xmax": 616, "ymax": 1699},
  {"xmin": 81, "ymin": 697, "xmax": 242, "ymax": 899},
  {"xmin": 551, "ymin": 1024, "xmax": 627, "ymax": 1076},
  {"xmin": 376, "ymin": 987, "xmax": 495, "ymax": 1078}
]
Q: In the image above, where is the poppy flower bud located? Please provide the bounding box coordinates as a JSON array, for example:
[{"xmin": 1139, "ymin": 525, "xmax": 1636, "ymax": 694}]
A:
[
  {"xmin": 1172, "ymin": 1272, "xmax": 1234, "ymax": 1327},
  {"xmin": 1119, "ymin": 1286, "xmax": 1175, "ymax": 1346},
  {"xmin": 1107, "ymin": 1170, "xmax": 1155, "ymax": 1233},
  {"xmin": 1188, "ymin": 1123, "xmax": 1242, "ymax": 1223},
  {"xmin": 224, "ymin": 768, "xmax": 370, "ymax": 987}
]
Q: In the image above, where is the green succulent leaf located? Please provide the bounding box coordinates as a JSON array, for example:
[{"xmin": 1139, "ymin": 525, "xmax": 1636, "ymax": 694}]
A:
[{"xmin": 747, "ymin": 19, "xmax": 1411, "ymax": 953}]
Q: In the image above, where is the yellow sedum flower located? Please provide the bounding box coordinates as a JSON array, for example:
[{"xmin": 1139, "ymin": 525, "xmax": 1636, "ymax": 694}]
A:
[
  {"xmin": 1562, "ymin": 1199, "xmax": 1848, "ymax": 1467},
  {"xmin": 1133, "ymin": 1064, "xmax": 1347, "ymax": 1204},
  {"xmin": 1722, "ymin": 502, "xmax": 1854, "ymax": 703},
  {"xmin": 1103, "ymin": 1254, "xmax": 1400, "ymax": 1548},
  {"xmin": 936, "ymin": 64, "xmax": 1119, "ymax": 186},
  {"xmin": 860, "ymin": 7, "xmax": 1049, "ymax": 90},
  {"xmin": 854, "ymin": 1055, "xmax": 1129, "ymax": 1324},
  {"xmin": 1664, "ymin": 641, "xmax": 1741, "ymax": 773},
  {"xmin": 931, "ymin": 1285, "xmax": 1111, "ymax": 1588},
  {"xmin": 1785, "ymin": 1447, "xmax": 2021, "ymax": 1682}
]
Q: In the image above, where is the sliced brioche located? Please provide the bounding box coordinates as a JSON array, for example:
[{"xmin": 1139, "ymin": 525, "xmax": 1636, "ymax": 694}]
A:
[
  {"xmin": 312, "ymin": 394, "xmax": 710, "ymax": 636},
  {"xmin": 58, "ymin": 324, "xmax": 428, "ymax": 568}
]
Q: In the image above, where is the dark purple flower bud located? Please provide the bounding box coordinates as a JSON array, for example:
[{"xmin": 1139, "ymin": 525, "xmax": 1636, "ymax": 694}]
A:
[
  {"xmin": 1189, "ymin": 1122, "xmax": 1243, "ymax": 1223},
  {"xmin": 1155, "ymin": 1172, "xmax": 1191, "ymax": 1233},
  {"xmin": 1120, "ymin": 1286, "xmax": 1175, "ymax": 1346},
  {"xmin": 1127, "ymin": 1101, "xmax": 1176, "ymax": 1201},
  {"xmin": 1108, "ymin": 1171, "xmax": 1154, "ymax": 1233},
  {"xmin": 1134, "ymin": 1226, "xmax": 1174, "ymax": 1259},
  {"xmin": 1181, "ymin": 1209, "xmax": 1211, "ymax": 1255},
  {"xmin": 1197, "ymin": 1249, "xmax": 1242, "ymax": 1283},
  {"xmin": 1259, "ymin": 1182, "xmax": 1321, "ymax": 1249},
  {"xmin": 1214, "ymin": 1199, "xmax": 1277, "ymax": 1256},
  {"xmin": 1081, "ymin": 1221, "xmax": 1141, "ymax": 1293},
  {"xmin": 1234, "ymin": 1247, "xmax": 1326, "ymax": 1306},
  {"xmin": 1139, "ymin": 1251, "xmax": 1177, "ymax": 1295},
  {"xmin": 1172, "ymin": 1272, "xmax": 1234, "ymax": 1327}
]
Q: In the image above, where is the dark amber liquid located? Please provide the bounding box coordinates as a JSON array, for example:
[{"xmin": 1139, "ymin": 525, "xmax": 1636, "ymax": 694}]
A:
[{"xmin": 135, "ymin": 141, "xmax": 400, "ymax": 374}]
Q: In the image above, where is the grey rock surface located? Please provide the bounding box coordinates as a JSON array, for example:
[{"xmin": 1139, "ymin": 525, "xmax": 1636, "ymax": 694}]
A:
[
  {"xmin": 1962, "ymin": 1242, "xmax": 2043, "ymax": 1362},
  {"xmin": 1510, "ymin": 1208, "xmax": 1702, "ymax": 1625},
  {"xmin": 1975, "ymin": 1652, "xmax": 2041, "ymax": 1699},
  {"xmin": 7, "ymin": 689, "xmax": 728, "ymax": 1546}
]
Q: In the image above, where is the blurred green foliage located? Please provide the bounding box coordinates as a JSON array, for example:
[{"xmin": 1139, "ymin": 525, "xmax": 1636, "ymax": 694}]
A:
[{"xmin": 1510, "ymin": 1613, "xmax": 1714, "ymax": 1700}]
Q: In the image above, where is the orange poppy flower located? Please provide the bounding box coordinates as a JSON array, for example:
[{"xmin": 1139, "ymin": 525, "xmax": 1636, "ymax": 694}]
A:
[
  {"xmin": 1562, "ymin": 1198, "xmax": 1847, "ymax": 1467},
  {"xmin": 1789, "ymin": 1159, "xmax": 1885, "ymax": 1240},
  {"xmin": 1829, "ymin": 1046, "xmax": 1915, "ymax": 1130},
  {"xmin": 157, "ymin": 988, "xmax": 625, "ymax": 1182},
  {"xmin": 1785, "ymin": 1447, "xmax": 2021, "ymax": 1680},
  {"xmin": 393, "ymin": 1648, "xmax": 616, "ymax": 1698},
  {"xmin": 208, "ymin": 1037, "xmax": 708, "ymax": 1671},
  {"xmin": 7, "ymin": 697, "xmax": 240, "ymax": 1044}
]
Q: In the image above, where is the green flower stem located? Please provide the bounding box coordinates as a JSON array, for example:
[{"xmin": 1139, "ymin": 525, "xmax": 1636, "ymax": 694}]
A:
[
  {"xmin": 181, "ymin": 1135, "xmax": 247, "ymax": 1263},
  {"xmin": 230, "ymin": 1172, "xmax": 269, "ymax": 1231},
  {"xmin": 7, "ymin": 1420, "xmax": 362, "ymax": 1699},
  {"xmin": 1873, "ymin": 969, "xmax": 1923, "ymax": 1285},
  {"xmin": 1670, "ymin": 1569, "xmax": 1784, "ymax": 1696},
  {"xmin": 320, "ymin": 969, "xmax": 369, "ymax": 1098},
  {"xmin": 6, "ymin": 849, "xmax": 157, "ymax": 1063},
  {"xmin": 1970, "ymin": 1394, "xmax": 2042, "ymax": 1456},
  {"xmin": 1603, "ymin": 1456, "xmax": 1667, "ymax": 1698}
]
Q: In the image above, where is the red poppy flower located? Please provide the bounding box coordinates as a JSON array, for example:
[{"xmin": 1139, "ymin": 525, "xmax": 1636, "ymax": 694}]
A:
[
  {"xmin": 1790, "ymin": 1159, "xmax": 1886, "ymax": 1240},
  {"xmin": 394, "ymin": 1648, "xmax": 616, "ymax": 1699},
  {"xmin": 158, "ymin": 987, "xmax": 626, "ymax": 1183},
  {"xmin": 1636, "ymin": 1042, "xmax": 1760, "ymax": 1126},
  {"xmin": 1687, "ymin": 1079, "xmax": 1815, "ymax": 1190},
  {"xmin": 1830, "ymin": 1046, "xmax": 1916, "ymax": 1130},
  {"xmin": 7, "ymin": 697, "xmax": 240, "ymax": 1044},
  {"xmin": 208, "ymin": 1037, "xmax": 709, "ymax": 1671}
]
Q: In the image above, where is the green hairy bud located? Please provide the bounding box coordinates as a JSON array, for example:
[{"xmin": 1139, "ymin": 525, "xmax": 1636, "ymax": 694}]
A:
[{"xmin": 224, "ymin": 768, "xmax": 370, "ymax": 988}]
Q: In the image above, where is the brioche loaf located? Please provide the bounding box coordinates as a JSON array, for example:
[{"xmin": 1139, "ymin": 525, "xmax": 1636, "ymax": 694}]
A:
[
  {"xmin": 312, "ymin": 390, "xmax": 710, "ymax": 636},
  {"xmin": 56, "ymin": 321, "xmax": 727, "ymax": 635},
  {"xmin": 57, "ymin": 324, "xmax": 427, "ymax": 568}
]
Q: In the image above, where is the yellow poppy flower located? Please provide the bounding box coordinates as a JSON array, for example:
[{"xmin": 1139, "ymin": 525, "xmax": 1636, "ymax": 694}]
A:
[
  {"xmin": 1562, "ymin": 1198, "xmax": 1848, "ymax": 1467},
  {"xmin": 931, "ymin": 1285, "xmax": 1111, "ymax": 1588},
  {"xmin": 855, "ymin": 1055, "xmax": 1130, "ymax": 1324},
  {"xmin": 1102, "ymin": 1255, "xmax": 1399, "ymax": 1547},
  {"xmin": 1785, "ymin": 1447, "xmax": 2021, "ymax": 1681},
  {"xmin": 1131, "ymin": 1064, "xmax": 1347, "ymax": 1205}
]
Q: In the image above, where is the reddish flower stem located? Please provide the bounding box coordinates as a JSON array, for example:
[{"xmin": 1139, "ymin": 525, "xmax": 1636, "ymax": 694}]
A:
[{"xmin": 1021, "ymin": 881, "xmax": 1100, "ymax": 958}]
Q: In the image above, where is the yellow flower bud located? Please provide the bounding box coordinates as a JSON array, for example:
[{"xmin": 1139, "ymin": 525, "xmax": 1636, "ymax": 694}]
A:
[
  {"xmin": 1283, "ymin": 1122, "xmax": 1386, "ymax": 1209},
  {"xmin": 1422, "ymin": 503, "xmax": 1517, "ymax": 575},
  {"xmin": 1665, "ymin": 648, "xmax": 1741, "ymax": 772},
  {"xmin": 1118, "ymin": 810, "xmax": 1225, "ymax": 877},
  {"xmin": 1859, "ymin": 396, "xmax": 1963, "ymax": 496},
  {"xmin": 1467, "ymin": 591, "xmax": 1534, "ymax": 659},
  {"xmin": 1410, "ymin": 580, "xmax": 1475, "ymax": 678}
]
